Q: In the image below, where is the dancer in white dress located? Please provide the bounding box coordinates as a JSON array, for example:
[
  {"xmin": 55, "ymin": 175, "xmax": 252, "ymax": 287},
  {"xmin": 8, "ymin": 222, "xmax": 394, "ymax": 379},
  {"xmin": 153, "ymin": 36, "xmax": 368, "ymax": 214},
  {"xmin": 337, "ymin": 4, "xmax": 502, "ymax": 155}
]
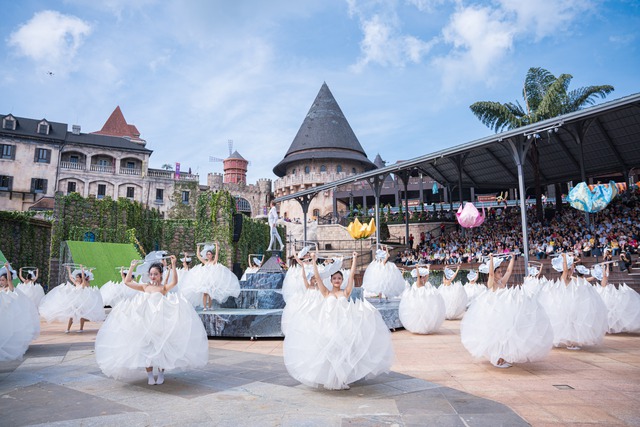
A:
[
  {"xmin": 281, "ymin": 261, "xmax": 323, "ymax": 336},
  {"xmin": 438, "ymin": 266, "xmax": 468, "ymax": 319},
  {"xmin": 463, "ymin": 270, "xmax": 487, "ymax": 307},
  {"xmin": 538, "ymin": 253, "xmax": 608, "ymax": 350},
  {"xmin": 16, "ymin": 267, "xmax": 45, "ymax": 308},
  {"xmin": 283, "ymin": 252, "xmax": 394, "ymax": 390},
  {"xmin": 398, "ymin": 265, "xmax": 445, "ymax": 334},
  {"xmin": 362, "ymin": 245, "xmax": 405, "ymax": 299},
  {"xmin": 1, "ymin": 263, "xmax": 40, "ymax": 361},
  {"xmin": 241, "ymin": 255, "xmax": 263, "ymax": 281},
  {"xmin": 594, "ymin": 263, "xmax": 640, "ymax": 334},
  {"xmin": 182, "ymin": 243, "xmax": 241, "ymax": 310},
  {"xmin": 462, "ymin": 254, "xmax": 553, "ymax": 368},
  {"xmin": 281, "ymin": 247, "xmax": 313, "ymax": 303},
  {"xmin": 100, "ymin": 269, "xmax": 138, "ymax": 307},
  {"xmin": 95, "ymin": 256, "xmax": 208, "ymax": 385},
  {"xmin": 39, "ymin": 265, "xmax": 105, "ymax": 333}
]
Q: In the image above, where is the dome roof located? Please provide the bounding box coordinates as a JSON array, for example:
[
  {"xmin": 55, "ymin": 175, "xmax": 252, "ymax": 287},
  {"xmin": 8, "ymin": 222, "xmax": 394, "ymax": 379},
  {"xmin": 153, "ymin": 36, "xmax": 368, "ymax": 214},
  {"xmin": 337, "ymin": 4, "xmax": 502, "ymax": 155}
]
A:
[{"xmin": 273, "ymin": 83, "xmax": 376, "ymax": 177}]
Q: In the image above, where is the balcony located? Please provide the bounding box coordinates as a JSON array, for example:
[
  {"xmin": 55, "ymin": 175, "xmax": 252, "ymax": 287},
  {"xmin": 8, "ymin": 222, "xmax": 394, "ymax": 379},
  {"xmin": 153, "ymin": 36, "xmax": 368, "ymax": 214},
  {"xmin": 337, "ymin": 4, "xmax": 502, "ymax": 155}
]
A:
[
  {"xmin": 119, "ymin": 167, "xmax": 142, "ymax": 176},
  {"xmin": 146, "ymin": 169, "xmax": 199, "ymax": 182},
  {"xmin": 274, "ymin": 172, "xmax": 354, "ymax": 191},
  {"xmin": 90, "ymin": 164, "xmax": 115, "ymax": 174},
  {"xmin": 60, "ymin": 161, "xmax": 86, "ymax": 171}
]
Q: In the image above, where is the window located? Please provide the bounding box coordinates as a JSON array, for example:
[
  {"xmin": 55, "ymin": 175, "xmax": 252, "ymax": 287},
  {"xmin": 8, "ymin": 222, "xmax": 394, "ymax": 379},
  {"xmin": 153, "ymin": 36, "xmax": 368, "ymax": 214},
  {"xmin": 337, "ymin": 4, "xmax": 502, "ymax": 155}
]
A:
[
  {"xmin": 304, "ymin": 166, "xmax": 310, "ymax": 174},
  {"xmin": 97, "ymin": 184, "xmax": 106, "ymax": 199},
  {"xmin": 97, "ymin": 158, "xmax": 110, "ymax": 167},
  {"xmin": 313, "ymin": 209, "xmax": 320, "ymax": 217},
  {"xmin": 31, "ymin": 178, "xmax": 48, "ymax": 194},
  {"xmin": 0, "ymin": 175, "xmax": 12, "ymax": 191},
  {"xmin": 69, "ymin": 155, "xmax": 79, "ymax": 163},
  {"xmin": 37, "ymin": 122, "xmax": 49, "ymax": 135},
  {"xmin": 155, "ymin": 188, "xmax": 164, "ymax": 202},
  {"xmin": 126, "ymin": 186, "xmax": 135, "ymax": 198},
  {"xmin": 83, "ymin": 232, "xmax": 95, "ymax": 242},
  {"xmin": 352, "ymin": 167, "xmax": 357, "ymax": 174},
  {"xmin": 320, "ymin": 165, "xmax": 326, "ymax": 172},
  {"xmin": 67, "ymin": 181, "xmax": 76, "ymax": 194},
  {"xmin": 126, "ymin": 161, "xmax": 136, "ymax": 169},
  {"xmin": 336, "ymin": 165, "xmax": 342, "ymax": 173},
  {"xmin": 181, "ymin": 190, "xmax": 190, "ymax": 204},
  {"xmin": 291, "ymin": 168, "xmax": 296, "ymax": 175},
  {"xmin": 34, "ymin": 148, "xmax": 51, "ymax": 164},
  {"xmin": 1, "ymin": 144, "xmax": 15, "ymax": 160},
  {"xmin": 2, "ymin": 117, "xmax": 16, "ymax": 130}
]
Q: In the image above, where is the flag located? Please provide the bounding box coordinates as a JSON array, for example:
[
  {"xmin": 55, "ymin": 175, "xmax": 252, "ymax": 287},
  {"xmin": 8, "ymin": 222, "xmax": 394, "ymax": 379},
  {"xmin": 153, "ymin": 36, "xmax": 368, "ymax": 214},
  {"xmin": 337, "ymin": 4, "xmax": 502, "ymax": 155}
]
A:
[
  {"xmin": 432, "ymin": 182, "xmax": 439, "ymax": 194},
  {"xmin": 175, "ymin": 162, "xmax": 181, "ymax": 180}
]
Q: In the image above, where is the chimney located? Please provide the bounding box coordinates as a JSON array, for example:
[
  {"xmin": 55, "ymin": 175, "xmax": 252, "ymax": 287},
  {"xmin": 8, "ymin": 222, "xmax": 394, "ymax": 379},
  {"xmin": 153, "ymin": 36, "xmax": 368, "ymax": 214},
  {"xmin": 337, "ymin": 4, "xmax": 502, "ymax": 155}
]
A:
[{"xmin": 72, "ymin": 125, "xmax": 81, "ymax": 135}]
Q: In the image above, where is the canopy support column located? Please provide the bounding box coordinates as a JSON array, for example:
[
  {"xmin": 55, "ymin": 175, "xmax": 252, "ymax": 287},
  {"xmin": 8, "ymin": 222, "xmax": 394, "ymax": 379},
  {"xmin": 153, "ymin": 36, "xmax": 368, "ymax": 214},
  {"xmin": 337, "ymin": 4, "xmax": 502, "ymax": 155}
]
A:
[
  {"xmin": 508, "ymin": 137, "xmax": 533, "ymax": 268},
  {"xmin": 293, "ymin": 193, "xmax": 316, "ymax": 244},
  {"xmin": 367, "ymin": 174, "xmax": 388, "ymax": 250}
]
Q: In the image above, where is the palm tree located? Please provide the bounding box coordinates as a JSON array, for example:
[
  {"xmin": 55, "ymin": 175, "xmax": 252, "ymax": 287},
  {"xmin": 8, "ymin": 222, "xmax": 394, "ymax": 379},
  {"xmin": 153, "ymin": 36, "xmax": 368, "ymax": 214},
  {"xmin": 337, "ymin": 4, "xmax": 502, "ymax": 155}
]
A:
[
  {"xmin": 470, "ymin": 67, "xmax": 614, "ymax": 219},
  {"xmin": 161, "ymin": 163, "xmax": 173, "ymax": 171}
]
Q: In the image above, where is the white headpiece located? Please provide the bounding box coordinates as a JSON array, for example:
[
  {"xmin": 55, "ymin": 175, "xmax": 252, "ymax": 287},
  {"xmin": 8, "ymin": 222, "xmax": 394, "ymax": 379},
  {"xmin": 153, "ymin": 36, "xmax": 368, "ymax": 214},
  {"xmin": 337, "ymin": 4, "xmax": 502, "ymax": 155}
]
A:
[
  {"xmin": 298, "ymin": 246, "xmax": 312, "ymax": 258},
  {"xmin": 444, "ymin": 267, "xmax": 455, "ymax": 280},
  {"xmin": 591, "ymin": 264, "xmax": 604, "ymax": 281},
  {"xmin": 411, "ymin": 266, "xmax": 430, "ymax": 278},
  {"xmin": 318, "ymin": 257, "xmax": 343, "ymax": 279},
  {"xmin": 527, "ymin": 266, "xmax": 540, "ymax": 277},
  {"xmin": 467, "ymin": 270, "xmax": 478, "ymax": 281},
  {"xmin": 252, "ymin": 257, "xmax": 263, "ymax": 267},
  {"xmin": 180, "ymin": 257, "xmax": 192, "ymax": 263},
  {"xmin": 575, "ymin": 265, "xmax": 590, "ymax": 275},
  {"xmin": 551, "ymin": 254, "xmax": 573, "ymax": 272},
  {"xmin": 478, "ymin": 257, "xmax": 503, "ymax": 274},
  {"xmin": 0, "ymin": 265, "xmax": 17, "ymax": 278},
  {"xmin": 375, "ymin": 249, "xmax": 387, "ymax": 260},
  {"xmin": 200, "ymin": 245, "xmax": 215, "ymax": 258}
]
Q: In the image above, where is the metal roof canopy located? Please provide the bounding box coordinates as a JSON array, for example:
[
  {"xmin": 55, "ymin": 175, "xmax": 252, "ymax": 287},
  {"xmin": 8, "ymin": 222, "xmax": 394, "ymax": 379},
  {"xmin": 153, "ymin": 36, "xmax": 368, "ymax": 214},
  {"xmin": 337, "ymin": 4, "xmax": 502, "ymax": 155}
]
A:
[{"xmin": 275, "ymin": 92, "xmax": 640, "ymax": 266}]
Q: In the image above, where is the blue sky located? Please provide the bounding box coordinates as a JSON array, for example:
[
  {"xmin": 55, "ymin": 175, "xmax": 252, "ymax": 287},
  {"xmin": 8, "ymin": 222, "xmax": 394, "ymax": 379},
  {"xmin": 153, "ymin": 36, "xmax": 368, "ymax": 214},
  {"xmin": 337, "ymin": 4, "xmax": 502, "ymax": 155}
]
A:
[{"xmin": 1, "ymin": 0, "xmax": 638, "ymax": 184}]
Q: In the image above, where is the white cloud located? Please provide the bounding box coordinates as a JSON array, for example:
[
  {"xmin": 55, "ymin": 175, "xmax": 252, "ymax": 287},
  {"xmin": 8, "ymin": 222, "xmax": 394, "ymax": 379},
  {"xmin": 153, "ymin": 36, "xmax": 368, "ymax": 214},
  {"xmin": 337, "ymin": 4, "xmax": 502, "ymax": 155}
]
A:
[
  {"xmin": 433, "ymin": 5, "xmax": 514, "ymax": 90},
  {"xmin": 7, "ymin": 10, "xmax": 92, "ymax": 73},
  {"xmin": 405, "ymin": 0, "xmax": 448, "ymax": 13}
]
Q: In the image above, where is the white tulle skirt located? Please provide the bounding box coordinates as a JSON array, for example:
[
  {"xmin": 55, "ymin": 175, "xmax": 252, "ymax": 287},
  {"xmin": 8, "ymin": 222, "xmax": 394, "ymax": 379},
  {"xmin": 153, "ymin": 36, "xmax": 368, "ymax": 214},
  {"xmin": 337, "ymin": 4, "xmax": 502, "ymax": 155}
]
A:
[
  {"xmin": 461, "ymin": 287, "xmax": 553, "ymax": 365},
  {"xmin": 439, "ymin": 281, "xmax": 468, "ymax": 320},
  {"xmin": 100, "ymin": 281, "xmax": 139, "ymax": 307},
  {"xmin": 362, "ymin": 261, "xmax": 405, "ymax": 298},
  {"xmin": 16, "ymin": 283, "xmax": 45, "ymax": 308},
  {"xmin": 281, "ymin": 288, "xmax": 324, "ymax": 336},
  {"xmin": 537, "ymin": 278, "xmax": 608, "ymax": 347},
  {"xmin": 283, "ymin": 295, "xmax": 394, "ymax": 390},
  {"xmin": 180, "ymin": 263, "xmax": 241, "ymax": 305},
  {"xmin": 596, "ymin": 284, "xmax": 640, "ymax": 334},
  {"xmin": 95, "ymin": 292, "xmax": 208, "ymax": 379},
  {"xmin": 39, "ymin": 283, "xmax": 106, "ymax": 323},
  {"xmin": 0, "ymin": 290, "xmax": 40, "ymax": 361},
  {"xmin": 399, "ymin": 284, "xmax": 445, "ymax": 334},
  {"xmin": 464, "ymin": 283, "xmax": 487, "ymax": 307}
]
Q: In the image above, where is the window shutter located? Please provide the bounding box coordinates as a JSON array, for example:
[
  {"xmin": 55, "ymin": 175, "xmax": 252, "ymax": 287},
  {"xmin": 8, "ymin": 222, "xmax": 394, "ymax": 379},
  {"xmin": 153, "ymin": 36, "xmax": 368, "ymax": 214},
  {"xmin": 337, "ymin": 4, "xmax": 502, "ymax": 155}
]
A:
[
  {"xmin": 30, "ymin": 178, "xmax": 36, "ymax": 192},
  {"xmin": 34, "ymin": 150, "xmax": 38, "ymax": 162},
  {"xmin": 11, "ymin": 145, "xmax": 15, "ymax": 160},
  {"xmin": 8, "ymin": 176, "xmax": 12, "ymax": 191},
  {"xmin": 46, "ymin": 149, "xmax": 51, "ymax": 163},
  {"xmin": 43, "ymin": 179, "xmax": 48, "ymax": 194}
]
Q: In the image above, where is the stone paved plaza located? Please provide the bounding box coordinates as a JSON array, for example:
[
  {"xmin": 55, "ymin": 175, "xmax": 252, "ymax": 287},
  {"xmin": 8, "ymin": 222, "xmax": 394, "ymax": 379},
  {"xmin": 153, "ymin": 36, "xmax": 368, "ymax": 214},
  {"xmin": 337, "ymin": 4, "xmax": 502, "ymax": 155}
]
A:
[{"xmin": 1, "ymin": 319, "xmax": 639, "ymax": 426}]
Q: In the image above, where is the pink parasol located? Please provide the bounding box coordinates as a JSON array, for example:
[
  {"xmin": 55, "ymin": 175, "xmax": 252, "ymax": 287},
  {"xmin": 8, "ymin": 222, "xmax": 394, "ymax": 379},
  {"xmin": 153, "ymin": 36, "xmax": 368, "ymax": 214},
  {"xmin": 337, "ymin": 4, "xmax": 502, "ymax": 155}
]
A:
[{"xmin": 456, "ymin": 202, "xmax": 485, "ymax": 228}]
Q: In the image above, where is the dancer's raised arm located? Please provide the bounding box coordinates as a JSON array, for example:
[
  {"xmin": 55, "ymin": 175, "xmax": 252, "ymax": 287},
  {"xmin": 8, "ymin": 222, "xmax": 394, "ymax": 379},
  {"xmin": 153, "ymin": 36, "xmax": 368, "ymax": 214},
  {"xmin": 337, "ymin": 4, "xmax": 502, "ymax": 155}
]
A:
[
  {"xmin": 124, "ymin": 260, "xmax": 144, "ymax": 292},
  {"xmin": 344, "ymin": 252, "xmax": 358, "ymax": 298},
  {"xmin": 165, "ymin": 256, "xmax": 179, "ymax": 293},
  {"xmin": 311, "ymin": 252, "xmax": 329, "ymax": 297}
]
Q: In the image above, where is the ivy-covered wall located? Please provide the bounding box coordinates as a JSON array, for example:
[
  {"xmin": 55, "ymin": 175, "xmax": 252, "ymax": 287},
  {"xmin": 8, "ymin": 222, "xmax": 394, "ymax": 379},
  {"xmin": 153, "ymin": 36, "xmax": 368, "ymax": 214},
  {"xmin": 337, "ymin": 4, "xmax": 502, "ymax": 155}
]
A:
[{"xmin": 0, "ymin": 211, "xmax": 52, "ymax": 287}]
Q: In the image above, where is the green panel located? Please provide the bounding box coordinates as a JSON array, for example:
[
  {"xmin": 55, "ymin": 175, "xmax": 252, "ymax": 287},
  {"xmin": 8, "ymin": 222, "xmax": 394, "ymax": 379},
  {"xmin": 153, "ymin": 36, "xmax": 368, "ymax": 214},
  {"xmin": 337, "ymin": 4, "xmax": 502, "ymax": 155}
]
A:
[
  {"xmin": 64, "ymin": 241, "xmax": 141, "ymax": 287},
  {"xmin": 0, "ymin": 249, "xmax": 20, "ymax": 286}
]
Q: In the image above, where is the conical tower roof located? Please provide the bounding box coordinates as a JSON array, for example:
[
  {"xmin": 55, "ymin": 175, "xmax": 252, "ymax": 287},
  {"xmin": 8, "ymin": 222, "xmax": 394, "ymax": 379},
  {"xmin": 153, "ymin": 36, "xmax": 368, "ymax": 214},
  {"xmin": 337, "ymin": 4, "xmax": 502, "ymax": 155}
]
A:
[
  {"xmin": 273, "ymin": 83, "xmax": 376, "ymax": 177},
  {"xmin": 92, "ymin": 106, "xmax": 146, "ymax": 145}
]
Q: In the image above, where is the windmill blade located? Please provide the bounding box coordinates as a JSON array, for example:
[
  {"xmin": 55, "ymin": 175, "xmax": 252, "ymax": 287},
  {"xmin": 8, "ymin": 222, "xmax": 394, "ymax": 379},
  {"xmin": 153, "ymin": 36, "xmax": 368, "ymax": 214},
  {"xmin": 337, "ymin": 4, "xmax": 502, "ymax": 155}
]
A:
[
  {"xmin": 228, "ymin": 139, "xmax": 233, "ymax": 156},
  {"xmin": 209, "ymin": 156, "xmax": 224, "ymax": 162}
]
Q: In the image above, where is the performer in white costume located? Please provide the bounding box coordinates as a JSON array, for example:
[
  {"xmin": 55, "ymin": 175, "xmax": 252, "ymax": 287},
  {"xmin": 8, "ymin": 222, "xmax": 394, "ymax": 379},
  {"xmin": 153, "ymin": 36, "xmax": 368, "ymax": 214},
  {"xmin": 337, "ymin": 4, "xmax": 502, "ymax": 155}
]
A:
[
  {"xmin": 241, "ymin": 254, "xmax": 263, "ymax": 281},
  {"xmin": 95, "ymin": 256, "xmax": 208, "ymax": 385},
  {"xmin": 463, "ymin": 270, "xmax": 487, "ymax": 307},
  {"xmin": 284, "ymin": 252, "xmax": 394, "ymax": 390},
  {"xmin": 594, "ymin": 263, "xmax": 640, "ymax": 334},
  {"xmin": 1, "ymin": 263, "xmax": 40, "ymax": 361},
  {"xmin": 39, "ymin": 265, "xmax": 105, "ymax": 333},
  {"xmin": 16, "ymin": 267, "xmax": 45, "ymax": 308},
  {"xmin": 438, "ymin": 266, "xmax": 468, "ymax": 319},
  {"xmin": 362, "ymin": 245, "xmax": 405, "ymax": 299},
  {"xmin": 267, "ymin": 201, "xmax": 284, "ymax": 251},
  {"xmin": 398, "ymin": 265, "xmax": 445, "ymax": 334}
]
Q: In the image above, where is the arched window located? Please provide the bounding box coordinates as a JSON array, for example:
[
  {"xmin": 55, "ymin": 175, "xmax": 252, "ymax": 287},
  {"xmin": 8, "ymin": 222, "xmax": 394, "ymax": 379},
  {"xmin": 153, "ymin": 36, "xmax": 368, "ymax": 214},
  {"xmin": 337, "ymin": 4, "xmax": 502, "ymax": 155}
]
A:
[
  {"xmin": 83, "ymin": 232, "xmax": 95, "ymax": 242},
  {"xmin": 291, "ymin": 168, "xmax": 296, "ymax": 175},
  {"xmin": 304, "ymin": 166, "xmax": 310, "ymax": 174},
  {"xmin": 320, "ymin": 165, "xmax": 326, "ymax": 172},
  {"xmin": 235, "ymin": 197, "xmax": 251, "ymax": 214},
  {"xmin": 313, "ymin": 208, "xmax": 320, "ymax": 218},
  {"xmin": 336, "ymin": 165, "xmax": 342, "ymax": 173}
]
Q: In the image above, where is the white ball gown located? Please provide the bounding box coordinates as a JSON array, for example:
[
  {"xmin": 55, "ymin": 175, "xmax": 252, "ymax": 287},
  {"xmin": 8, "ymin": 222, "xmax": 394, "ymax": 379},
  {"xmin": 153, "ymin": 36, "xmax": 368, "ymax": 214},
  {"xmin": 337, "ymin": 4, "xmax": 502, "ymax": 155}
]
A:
[
  {"xmin": 0, "ymin": 289, "xmax": 40, "ymax": 361},
  {"xmin": 461, "ymin": 287, "xmax": 553, "ymax": 366},
  {"xmin": 100, "ymin": 280, "xmax": 139, "ymax": 307},
  {"xmin": 180, "ymin": 263, "xmax": 241, "ymax": 306},
  {"xmin": 464, "ymin": 282, "xmax": 487, "ymax": 307},
  {"xmin": 16, "ymin": 282, "xmax": 45, "ymax": 308},
  {"xmin": 283, "ymin": 294, "xmax": 394, "ymax": 390},
  {"xmin": 596, "ymin": 283, "xmax": 640, "ymax": 334},
  {"xmin": 39, "ymin": 283, "xmax": 106, "ymax": 323},
  {"xmin": 399, "ymin": 283, "xmax": 445, "ymax": 334},
  {"xmin": 281, "ymin": 265, "xmax": 305, "ymax": 303},
  {"xmin": 95, "ymin": 291, "xmax": 209, "ymax": 379},
  {"xmin": 439, "ymin": 281, "xmax": 468, "ymax": 320},
  {"xmin": 537, "ymin": 278, "xmax": 608, "ymax": 347},
  {"xmin": 362, "ymin": 258, "xmax": 405, "ymax": 298}
]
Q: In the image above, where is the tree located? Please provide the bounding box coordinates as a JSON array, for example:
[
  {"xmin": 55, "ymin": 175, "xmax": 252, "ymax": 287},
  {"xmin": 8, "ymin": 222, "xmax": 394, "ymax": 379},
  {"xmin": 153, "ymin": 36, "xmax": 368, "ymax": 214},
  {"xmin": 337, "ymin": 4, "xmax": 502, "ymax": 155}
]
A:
[
  {"xmin": 161, "ymin": 164, "xmax": 173, "ymax": 171},
  {"xmin": 470, "ymin": 67, "xmax": 614, "ymax": 219}
]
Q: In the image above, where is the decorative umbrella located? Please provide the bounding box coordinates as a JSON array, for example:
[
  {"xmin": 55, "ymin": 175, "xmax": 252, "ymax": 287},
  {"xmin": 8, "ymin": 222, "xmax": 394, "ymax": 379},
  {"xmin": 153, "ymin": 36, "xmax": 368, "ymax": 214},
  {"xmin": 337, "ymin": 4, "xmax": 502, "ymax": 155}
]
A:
[
  {"xmin": 456, "ymin": 202, "xmax": 485, "ymax": 228},
  {"xmin": 567, "ymin": 181, "xmax": 618, "ymax": 213}
]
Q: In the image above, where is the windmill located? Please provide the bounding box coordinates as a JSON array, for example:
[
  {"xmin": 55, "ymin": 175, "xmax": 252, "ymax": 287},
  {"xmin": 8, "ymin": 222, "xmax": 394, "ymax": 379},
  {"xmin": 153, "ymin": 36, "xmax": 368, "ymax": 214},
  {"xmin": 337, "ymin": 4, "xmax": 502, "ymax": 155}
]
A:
[{"xmin": 209, "ymin": 139, "xmax": 251, "ymax": 165}]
